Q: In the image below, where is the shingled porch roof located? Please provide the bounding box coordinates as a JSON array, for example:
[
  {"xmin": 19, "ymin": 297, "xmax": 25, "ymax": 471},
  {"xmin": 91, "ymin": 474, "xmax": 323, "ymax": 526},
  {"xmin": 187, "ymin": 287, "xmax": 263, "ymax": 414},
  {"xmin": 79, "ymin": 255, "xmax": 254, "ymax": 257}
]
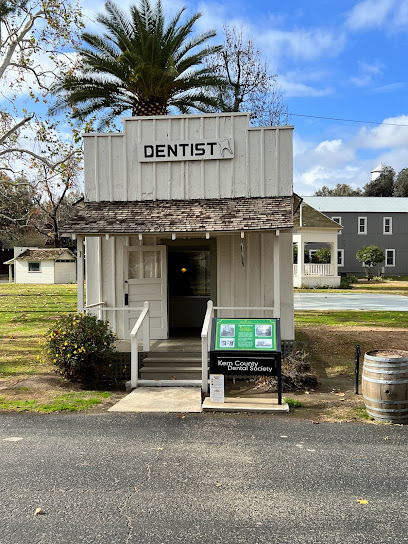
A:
[{"xmin": 62, "ymin": 197, "xmax": 294, "ymax": 235}]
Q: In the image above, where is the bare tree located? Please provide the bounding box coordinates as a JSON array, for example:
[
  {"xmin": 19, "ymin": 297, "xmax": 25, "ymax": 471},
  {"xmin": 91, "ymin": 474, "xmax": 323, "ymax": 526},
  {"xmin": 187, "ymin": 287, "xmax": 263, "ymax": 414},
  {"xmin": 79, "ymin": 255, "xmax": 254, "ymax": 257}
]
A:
[
  {"xmin": 204, "ymin": 26, "xmax": 289, "ymax": 126},
  {"xmin": 0, "ymin": 0, "xmax": 83, "ymax": 169},
  {"xmin": 0, "ymin": 0, "xmax": 84, "ymax": 244}
]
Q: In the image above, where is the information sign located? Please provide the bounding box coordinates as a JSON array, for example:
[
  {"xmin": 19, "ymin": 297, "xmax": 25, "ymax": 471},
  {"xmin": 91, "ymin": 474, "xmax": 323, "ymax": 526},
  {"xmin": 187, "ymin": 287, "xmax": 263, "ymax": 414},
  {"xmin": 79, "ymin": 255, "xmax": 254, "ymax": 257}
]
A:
[
  {"xmin": 213, "ymin": 318, "xmax": 279, "ymax": 351},
  {"xmin": 210, "ymin": 317, "xmax": 282, "ymax": 404}
]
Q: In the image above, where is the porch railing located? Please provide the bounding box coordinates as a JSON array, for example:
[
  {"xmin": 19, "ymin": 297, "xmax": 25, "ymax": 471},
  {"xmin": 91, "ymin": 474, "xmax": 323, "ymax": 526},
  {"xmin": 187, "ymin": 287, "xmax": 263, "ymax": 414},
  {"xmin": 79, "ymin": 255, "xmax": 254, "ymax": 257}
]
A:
[
  {"xmin": 130, "ymin": 301, "xmax": 150, "ymax": 389},
  {"xmin": 293, "ymin": 263, "xmax": 334, "ymax": 276},
  {"xmin": 201, "ymin": 302, "xmax": 275, "ymax": 395},
  {"xmin": 85, "ymin": 301, "xmax": 150, "ymax": 389}
]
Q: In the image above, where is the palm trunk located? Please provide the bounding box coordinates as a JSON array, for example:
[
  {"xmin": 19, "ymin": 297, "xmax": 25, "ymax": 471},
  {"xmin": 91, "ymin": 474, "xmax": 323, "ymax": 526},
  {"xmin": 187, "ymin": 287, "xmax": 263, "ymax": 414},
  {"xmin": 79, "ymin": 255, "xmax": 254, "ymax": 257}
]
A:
[{"xmin": 133, "ymin": 99, "xmax": 167, "ymax": 116}]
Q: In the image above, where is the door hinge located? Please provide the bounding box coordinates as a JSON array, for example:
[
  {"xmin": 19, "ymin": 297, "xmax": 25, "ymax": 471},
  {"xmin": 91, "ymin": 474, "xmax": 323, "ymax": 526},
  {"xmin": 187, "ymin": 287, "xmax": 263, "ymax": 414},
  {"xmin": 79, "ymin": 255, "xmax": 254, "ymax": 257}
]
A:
[{"xmin": 124, "ymin": 294, "xmax": 129, "ymax": 306}]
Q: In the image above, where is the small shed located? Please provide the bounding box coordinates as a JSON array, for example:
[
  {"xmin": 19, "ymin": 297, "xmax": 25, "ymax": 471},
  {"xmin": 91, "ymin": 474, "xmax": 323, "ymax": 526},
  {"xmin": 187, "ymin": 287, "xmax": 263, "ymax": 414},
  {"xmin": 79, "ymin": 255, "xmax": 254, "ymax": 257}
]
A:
[{"xmin": 4, "ymin": 248, "xmax": 76, "ymax": 284}]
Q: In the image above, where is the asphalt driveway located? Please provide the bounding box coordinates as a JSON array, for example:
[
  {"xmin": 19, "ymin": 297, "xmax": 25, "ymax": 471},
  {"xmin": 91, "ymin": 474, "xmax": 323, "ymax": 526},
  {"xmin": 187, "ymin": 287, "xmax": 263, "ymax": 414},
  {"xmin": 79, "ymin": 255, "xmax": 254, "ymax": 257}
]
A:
[
  {"xmin": 294, "ymin": 292, "xmax": 408, "ymax": 311},
  {"xmin": 1, "ymin": 413, "xmax": 407, "ymax": 544}
]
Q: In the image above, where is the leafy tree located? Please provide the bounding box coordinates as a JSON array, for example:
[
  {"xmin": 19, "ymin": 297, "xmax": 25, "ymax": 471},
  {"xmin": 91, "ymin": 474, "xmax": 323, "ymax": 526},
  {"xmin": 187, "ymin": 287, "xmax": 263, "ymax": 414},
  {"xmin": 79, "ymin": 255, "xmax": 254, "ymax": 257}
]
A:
[
  {"xmin": 394, "ymin": 168, "xmax": 408, "ymax": 197},
  {"xmin": 50, "ymin": 0, "xmax": 224, "ymax": 128},
  {"xmin": 314, "ymin": 183, "xmax": 362, "ymax": 196},
  {"xmin": 356, "ymin": 245, "xmax": 385, "ymax": 280},
  {"xmin": 204, "ymin": 25, "xmax": 289, "ymax": 126},
  {"xmin": 313, "ymin": 248, "xmax": 331, "ymax": 264},
  {"xmin": 363, "ymin": 166, "xmax": 395, "ymax": 197}
]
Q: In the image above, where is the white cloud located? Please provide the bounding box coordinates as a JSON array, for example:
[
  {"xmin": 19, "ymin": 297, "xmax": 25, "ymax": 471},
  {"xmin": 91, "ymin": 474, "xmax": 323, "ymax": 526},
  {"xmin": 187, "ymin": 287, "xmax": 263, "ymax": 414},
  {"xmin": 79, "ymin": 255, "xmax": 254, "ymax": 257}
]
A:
[
  {"xmin": 371, "ymin": 82, "xmax": 405, "ymax": 93},
  {"xmin": 348, "ymin": 61, "xmax": 383, "ymax": 88},
  {"xmin": 345, "ymin": 0, "xmax": 408, "ymax": 31},
  {"xmin": 293, "ymin": 115, "xmax": 408, "ymax": 195},
  {"xmin": 355, "ymin": 115, "xmax": 408, "ymax": 149},
  {"xmin": 259, "ymin": 28, "xmax": 346, "ymax": 61},
  {"xmin": 345, "ymin": 0, "xmax": 395, "ymax": 30},
  {"xmin": 280, "ymin": 79, "xmax": 332, "ymax": 98}
]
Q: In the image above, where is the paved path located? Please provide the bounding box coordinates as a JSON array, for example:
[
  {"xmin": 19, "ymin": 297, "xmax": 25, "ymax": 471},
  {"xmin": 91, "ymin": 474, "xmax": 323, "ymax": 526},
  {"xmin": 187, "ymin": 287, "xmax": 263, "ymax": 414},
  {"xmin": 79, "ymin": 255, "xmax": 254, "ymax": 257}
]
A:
[
  {"xmin": 295, "ymin": 292, "xmax": 408, "ymax": 311},
  {"xmin": 1, "ymin": 413, "xmax": 407, "ymax": 544}
]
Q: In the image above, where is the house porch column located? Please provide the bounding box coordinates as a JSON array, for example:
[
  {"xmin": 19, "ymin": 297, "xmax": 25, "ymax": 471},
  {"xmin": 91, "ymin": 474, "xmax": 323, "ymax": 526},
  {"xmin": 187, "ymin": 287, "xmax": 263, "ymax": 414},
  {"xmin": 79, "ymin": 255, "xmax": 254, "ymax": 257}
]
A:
[{"xmin": 77, "ymin": 235, "xmax": 84, "ymax": 312}]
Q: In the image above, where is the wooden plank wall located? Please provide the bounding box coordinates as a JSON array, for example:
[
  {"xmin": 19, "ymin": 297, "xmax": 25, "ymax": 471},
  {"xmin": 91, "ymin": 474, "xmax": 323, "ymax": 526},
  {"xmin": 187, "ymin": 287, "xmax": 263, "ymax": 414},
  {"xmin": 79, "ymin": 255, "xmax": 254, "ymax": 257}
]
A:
[
  {"xmin": 83, "ymin": 114, "xmax": 293, "ymax": 202},
  {"xmin": 217, "ymin": 231, "xmax": 294, "ymax": 340},
  {"xmin": 85, "ymin": 232, "xmax": 294, "ymax": 341}
]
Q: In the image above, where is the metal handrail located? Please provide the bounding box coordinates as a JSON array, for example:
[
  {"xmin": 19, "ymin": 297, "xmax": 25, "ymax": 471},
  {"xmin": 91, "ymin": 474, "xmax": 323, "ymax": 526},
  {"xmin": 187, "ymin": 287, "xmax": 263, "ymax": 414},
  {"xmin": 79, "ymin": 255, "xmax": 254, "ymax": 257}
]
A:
[{"xmin": 130, "ymin": 301, "xmax": 150, "ymax": 389}]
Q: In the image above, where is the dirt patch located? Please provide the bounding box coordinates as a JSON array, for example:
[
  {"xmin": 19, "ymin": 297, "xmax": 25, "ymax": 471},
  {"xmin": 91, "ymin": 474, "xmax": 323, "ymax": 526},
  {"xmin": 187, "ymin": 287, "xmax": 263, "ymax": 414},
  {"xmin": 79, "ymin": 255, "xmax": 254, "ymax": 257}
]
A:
[{"xmin": 225, "ymin": 325, "xmax": 408, "ymax": 423}]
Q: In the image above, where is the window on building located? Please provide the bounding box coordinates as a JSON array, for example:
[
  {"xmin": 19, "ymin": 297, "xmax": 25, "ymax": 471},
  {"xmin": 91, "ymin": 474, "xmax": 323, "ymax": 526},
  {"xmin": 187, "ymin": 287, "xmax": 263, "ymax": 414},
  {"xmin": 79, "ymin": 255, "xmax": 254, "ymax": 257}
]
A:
[
  {"xmin": 28, "ymin": 262, "xmax": 41, "ymax": 272},
  {"xmin": 383, "ymin": 217, "xmax": 392, "ymax": 235},
  {"xmin": 358, "ymin": 216, "xmax": 367, "ymax": 234},
  {"xmin": 385, "ymin": 249, "xmax": 395, "ymax": 267},
  {"xmin": 337, "ymin": 249, "xmax": 344, "ymax": 267},
  {"xmin": 332, "ymin": 217, "xmax": 342, "ymax": 233}
]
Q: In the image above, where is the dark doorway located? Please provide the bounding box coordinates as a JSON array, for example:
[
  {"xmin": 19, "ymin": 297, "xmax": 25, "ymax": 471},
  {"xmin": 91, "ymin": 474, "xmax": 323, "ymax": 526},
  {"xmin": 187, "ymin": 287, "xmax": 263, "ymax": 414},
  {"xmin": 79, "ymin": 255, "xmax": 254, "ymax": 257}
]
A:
[{"xmin": 168, "ymin": 246, "xmax": 214, "ymax": 332}]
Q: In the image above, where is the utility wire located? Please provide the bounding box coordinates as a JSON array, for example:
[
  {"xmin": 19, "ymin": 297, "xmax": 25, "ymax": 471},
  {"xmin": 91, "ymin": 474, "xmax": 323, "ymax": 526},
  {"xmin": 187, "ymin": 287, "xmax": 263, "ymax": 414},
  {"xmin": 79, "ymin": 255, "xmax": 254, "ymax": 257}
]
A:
[{"xmin": 289, "ymin": 113, "xmax": 408, "ymax": 127}]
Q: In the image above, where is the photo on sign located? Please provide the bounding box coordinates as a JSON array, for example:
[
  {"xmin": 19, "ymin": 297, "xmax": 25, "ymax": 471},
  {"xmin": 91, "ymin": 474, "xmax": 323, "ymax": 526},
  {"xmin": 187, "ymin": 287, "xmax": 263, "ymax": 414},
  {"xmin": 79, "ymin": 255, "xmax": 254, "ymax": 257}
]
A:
[
  {"xmin": 220, "ymin": 339, "xmax": 235, "ymax": 348},
  {"xmin": 255, "ymin": 338, "xmax": 273, "ymax": 348},
  {"xmin": 255, "ymin": 324, "xmax": 272, "ymax": 337},
  {"xmin": 220, "ymin": 324, "xmax": 235, "ymax": 337}
]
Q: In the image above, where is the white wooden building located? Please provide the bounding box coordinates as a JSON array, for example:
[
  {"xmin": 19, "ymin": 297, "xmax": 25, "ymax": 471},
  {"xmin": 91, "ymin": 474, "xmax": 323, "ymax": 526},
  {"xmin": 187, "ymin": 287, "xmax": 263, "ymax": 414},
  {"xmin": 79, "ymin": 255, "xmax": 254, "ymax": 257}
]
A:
[
  {"xmin": 62, "ymin": 113, "xmax": 296, "ymax": 392},
  {"xmin": 4, "ymin": 248, "xmax": 76, "ymax": 284},
  {"xmin": 293, "ymin": 201, "xmax": 342, "ymax": 287}
]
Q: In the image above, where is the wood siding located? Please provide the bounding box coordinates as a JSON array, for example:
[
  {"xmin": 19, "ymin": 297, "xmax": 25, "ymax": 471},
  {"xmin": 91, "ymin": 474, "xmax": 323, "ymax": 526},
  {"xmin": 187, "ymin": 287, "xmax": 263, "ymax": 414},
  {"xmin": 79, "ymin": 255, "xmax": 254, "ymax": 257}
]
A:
[
  {"xmin": 85, "ymin": 232, "xmax": 294, "ymax": 341},
  {"xmin": 83, "ymin": 114, "xmax": 293, "ymax": 202},
  {"xmin": 15, "ymin": 260, "xmax": 54, "ymax": 284}
]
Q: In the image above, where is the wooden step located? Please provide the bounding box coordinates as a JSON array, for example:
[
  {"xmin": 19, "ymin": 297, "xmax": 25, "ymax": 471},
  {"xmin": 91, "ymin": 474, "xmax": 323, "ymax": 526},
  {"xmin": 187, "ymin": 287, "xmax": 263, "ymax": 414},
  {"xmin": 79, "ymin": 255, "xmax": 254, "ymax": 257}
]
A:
[
  {"xmin": 142, "ymin": 357, "xmax": 202, "ymax": 366},
  {"xmin": 140, "ymin": 351, "xmax": 205, "ymax": 381},
  {"xmin": 140, "ymin": 370, "xmax": 202, "ymax": 380}
]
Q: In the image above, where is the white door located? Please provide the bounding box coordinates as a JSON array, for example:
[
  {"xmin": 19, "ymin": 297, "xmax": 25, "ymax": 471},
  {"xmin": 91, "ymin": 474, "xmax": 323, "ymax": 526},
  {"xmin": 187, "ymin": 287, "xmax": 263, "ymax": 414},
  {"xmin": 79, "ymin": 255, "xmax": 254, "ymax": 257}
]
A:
[{"xmin": 124, "ymin": 246, "xmax": 168, "ymax": 339}]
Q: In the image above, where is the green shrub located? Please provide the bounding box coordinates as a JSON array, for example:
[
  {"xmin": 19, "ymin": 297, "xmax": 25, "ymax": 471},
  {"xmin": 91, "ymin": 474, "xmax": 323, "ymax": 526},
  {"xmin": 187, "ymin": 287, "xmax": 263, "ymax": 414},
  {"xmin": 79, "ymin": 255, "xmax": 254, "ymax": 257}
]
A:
[
  {"xmin": 340, "ymin": 275, "xmax": 359, "ymax": 289},
  {"xmin": 43, "ymin": 313, "xmax": 117, "ymax": 384},
  {"xmin": 372, "ymin": 275, "xmax": 385, "ymax": 283},
  {"xmin": 283, "ymin": 397, "xmax": 304, "ymax": 408}
]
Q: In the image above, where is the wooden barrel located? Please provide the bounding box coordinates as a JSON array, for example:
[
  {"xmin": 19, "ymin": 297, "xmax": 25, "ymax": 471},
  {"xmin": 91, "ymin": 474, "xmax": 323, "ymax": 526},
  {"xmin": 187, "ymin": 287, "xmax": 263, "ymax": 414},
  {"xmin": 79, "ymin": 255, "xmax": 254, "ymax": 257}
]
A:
[{"xmin": 362, "ymin": 350, "xmax": 408, "ymax": 423}]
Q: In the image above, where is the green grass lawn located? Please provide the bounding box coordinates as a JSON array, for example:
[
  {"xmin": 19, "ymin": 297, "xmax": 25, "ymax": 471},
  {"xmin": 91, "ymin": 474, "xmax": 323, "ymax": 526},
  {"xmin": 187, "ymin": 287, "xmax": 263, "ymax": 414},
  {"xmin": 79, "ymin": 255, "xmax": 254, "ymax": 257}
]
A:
[
  {"xmin": 0, "ymin": 284, "xmax": 77, "ymax": 377},
  {"xmin": 0, "ymin": 284, "xmax": 115, "ymax": 412},
  {"xmin": 295, "ymin": 277, "xmax": 408, "ymax": 296},
  {"xmin": 295, "ymin": 310, "xmax": 408, "ymax": 328}
]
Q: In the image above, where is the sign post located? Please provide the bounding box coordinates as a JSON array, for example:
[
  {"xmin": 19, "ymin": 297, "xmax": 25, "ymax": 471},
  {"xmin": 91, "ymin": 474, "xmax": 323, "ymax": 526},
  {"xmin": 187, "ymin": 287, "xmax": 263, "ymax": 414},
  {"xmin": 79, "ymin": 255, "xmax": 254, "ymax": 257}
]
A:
[{"xmin": 210, "ymin": 318, "xmax": 282, "ymax": 404}]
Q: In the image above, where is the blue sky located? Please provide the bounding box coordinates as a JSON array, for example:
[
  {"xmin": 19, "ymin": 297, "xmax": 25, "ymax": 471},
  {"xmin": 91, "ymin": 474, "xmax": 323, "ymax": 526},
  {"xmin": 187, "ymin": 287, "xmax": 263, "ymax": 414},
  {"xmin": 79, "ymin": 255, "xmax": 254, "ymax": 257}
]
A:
[
  {"xmin": 81, "ymin": 0, "xmax": 408, "ymax": 194},
  {"xmin": 9, "ymin": 0, "xmax": 408, "ymax": 195}
]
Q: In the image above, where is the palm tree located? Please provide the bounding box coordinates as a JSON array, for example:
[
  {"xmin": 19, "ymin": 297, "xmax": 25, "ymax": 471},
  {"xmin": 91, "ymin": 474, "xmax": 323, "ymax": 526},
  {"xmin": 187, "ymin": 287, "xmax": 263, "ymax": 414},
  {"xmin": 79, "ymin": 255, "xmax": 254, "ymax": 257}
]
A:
[{"xmin": 50, "ymin": 0, "xmax": 224, "ymax": 128}]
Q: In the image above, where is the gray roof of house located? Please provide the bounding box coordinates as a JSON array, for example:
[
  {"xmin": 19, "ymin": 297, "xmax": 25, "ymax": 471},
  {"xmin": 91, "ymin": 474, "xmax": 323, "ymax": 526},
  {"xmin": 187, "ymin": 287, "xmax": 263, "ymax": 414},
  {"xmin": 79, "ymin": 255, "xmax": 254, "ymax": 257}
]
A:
[
  {"xmin": 61, "ymin": 197, "xmax": 294, "ymax": 235},
  {"xmin": 302, "ymin": 196, "xmax": 408, "ymax": 213},
  {"xmin": 293, "ymin": 202, "xmax": 342, "ymax": 229},
  {"xmin": 4, "ymin": 248, "xmax": 75, "ymax": 265}
]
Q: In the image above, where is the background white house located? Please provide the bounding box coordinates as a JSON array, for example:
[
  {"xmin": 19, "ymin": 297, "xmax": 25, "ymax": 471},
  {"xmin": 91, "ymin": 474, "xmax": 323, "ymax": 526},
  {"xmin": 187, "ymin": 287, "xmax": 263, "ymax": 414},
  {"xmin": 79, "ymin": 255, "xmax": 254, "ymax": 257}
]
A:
[{"xmin": 5, "ymin": 248, "xmax": 77, "ymax": 284}]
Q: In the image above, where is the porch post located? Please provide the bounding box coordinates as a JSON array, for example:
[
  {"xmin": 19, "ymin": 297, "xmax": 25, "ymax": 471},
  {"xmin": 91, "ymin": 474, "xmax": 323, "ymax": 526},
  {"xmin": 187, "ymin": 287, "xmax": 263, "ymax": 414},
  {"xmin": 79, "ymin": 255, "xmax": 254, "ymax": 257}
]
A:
[
  {"xmin": 77, "ymin": 235, "xmax": 84, "ymax": 312},
  {"xmin": 8, "ymin": 264, "xmax": 13, "ymax": 283},
  {"xmin": 331, "ymin": 238, "xmax": 338, "ymax": 277},
  {"xmin": 274, "ymin": 230, "xmax": 281, "ymax": 318},
  {"xmin": 297, "ymin": 237, "xmax": 304, "ymax": 282}
]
